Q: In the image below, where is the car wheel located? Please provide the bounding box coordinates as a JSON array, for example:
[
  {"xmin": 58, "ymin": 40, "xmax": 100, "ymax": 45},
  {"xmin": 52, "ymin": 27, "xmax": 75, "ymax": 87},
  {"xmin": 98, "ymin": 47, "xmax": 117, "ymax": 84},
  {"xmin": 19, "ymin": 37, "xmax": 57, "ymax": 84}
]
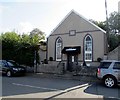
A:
[
  {"xmin": 104, "ymin": 76, "xmax": 117, "ymax": 88},
  {"xmin": 6, "ymin": 71, "xmax": 12, "ymax": 77}
]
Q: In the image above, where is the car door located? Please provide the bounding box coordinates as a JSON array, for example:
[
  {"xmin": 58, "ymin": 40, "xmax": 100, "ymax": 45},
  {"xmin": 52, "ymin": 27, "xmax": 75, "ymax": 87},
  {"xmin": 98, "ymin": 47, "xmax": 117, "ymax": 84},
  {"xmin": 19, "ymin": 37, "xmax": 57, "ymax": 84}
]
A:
[
  {"xmin": 100, "ymin": 62, "xmax": 112, "ymax": 77},
  {"xmin": 113, "ymin": 62, "xmax": 120, "ymax": 81}
]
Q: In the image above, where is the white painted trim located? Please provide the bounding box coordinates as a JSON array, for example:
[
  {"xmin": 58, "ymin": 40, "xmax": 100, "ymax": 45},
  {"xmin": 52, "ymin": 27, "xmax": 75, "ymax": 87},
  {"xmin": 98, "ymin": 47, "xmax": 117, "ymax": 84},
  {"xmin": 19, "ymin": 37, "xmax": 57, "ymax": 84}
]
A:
[
  {"xmin": 56, "ymin": 59, "xmax": 61, "ymax": 61},
  {"xmin": 85, "ymin": 60, "xmax": 92, "ymax": 62},
  {"xmin": 56, "ymin": 38, "xmax": 62, "ymax": 61},
  {"xmin": 84, "ymin": 35, "xmax": 93, "ymax": 62}
]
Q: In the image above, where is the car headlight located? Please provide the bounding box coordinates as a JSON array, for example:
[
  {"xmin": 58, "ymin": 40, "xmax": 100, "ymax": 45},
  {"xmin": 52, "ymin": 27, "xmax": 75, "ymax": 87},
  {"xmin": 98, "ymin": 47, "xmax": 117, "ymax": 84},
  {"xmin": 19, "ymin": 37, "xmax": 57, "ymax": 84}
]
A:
[{"xmin": 13, "ymin": 68, "xmax": 19, "ymax": 71}]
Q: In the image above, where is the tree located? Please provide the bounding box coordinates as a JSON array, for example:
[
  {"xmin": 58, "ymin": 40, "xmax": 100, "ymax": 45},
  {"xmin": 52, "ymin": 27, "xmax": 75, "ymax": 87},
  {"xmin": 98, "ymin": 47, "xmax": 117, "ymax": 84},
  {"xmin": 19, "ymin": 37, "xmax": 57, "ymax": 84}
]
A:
[
  {"xmin": 30, "ymin": 28, "xmax": 45, "ymax": 45},
  {"xmin": 29, "ymin": 28, "xmax": 45, "ymax": 66},
  {"xmin": 90, "ymin": 12, "xmax": 120, "ymax": 51},
  {"xmin": 2, "ymin": 32, "xmax": 21, "ymax": 60},
  {"xmin": 107, "ymin": 12, "xmax": 120, "ymax": 51},
  {"xmin": 1, "ymin": 28, "xmax": 45, "ymax": 67},
  {"xmin": 89, "ymin": 19, "xmax": 106, "ymax": 31},
  {"xmin": 109, "ymin": 34, "xmax": 119, "ymax": 51},
  {"xmin": 90, "ymin": 12, "xmax": 120, "ymax": 35},
  {"xmin": 108, "ymin": 12, "xmax": 120, "ymax": 34}
]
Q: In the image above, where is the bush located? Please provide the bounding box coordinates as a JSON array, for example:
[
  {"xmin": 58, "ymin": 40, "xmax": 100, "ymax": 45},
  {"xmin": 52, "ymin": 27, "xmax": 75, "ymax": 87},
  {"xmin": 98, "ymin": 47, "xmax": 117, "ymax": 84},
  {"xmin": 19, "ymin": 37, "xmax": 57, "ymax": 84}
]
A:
[
  {"xmin": 1, "ymin": 31, "xmax": 44, "ymax": 67},
  {"xmin": 49, "ymin": 57, "xmax": 53, "ymax": 61},
  {"xmin": 44, "ymin": 59, "xmax": 48, "ymax": 64},
  {"xmin": 97, "ymin": 57, "xmax": 102, "ymax": 62}
]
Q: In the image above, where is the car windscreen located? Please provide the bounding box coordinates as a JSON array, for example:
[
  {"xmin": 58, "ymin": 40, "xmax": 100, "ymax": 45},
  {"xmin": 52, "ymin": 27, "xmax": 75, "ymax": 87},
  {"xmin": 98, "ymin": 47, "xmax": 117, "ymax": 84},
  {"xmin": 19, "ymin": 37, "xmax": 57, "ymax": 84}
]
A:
[
  {"xmin": 7, "ymin": 61, "xmax": 19, "ymax": 67},
  {"xmin": 0, "ymin": 61, "xmax": 3, "ymax": 68}
]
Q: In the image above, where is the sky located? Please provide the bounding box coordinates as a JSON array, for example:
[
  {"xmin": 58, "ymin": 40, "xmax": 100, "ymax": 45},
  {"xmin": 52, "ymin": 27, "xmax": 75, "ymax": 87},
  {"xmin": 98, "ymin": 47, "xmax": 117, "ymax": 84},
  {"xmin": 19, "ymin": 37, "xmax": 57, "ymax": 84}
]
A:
[{"xmin": 0, "ymin": 0, "xmax": 120, "ymax": 37}]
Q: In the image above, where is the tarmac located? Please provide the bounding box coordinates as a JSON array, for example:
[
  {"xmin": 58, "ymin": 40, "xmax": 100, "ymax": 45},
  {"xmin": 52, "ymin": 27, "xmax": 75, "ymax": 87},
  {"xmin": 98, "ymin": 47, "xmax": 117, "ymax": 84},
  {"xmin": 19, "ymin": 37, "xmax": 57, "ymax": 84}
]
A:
[{"xmin": 26, "ymin": 72, "xmax": 100, "ymax": 83}]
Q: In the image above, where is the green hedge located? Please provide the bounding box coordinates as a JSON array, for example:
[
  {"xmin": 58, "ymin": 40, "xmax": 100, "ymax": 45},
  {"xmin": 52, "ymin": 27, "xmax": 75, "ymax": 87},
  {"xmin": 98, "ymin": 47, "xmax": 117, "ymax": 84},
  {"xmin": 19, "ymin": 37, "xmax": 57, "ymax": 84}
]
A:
[{"xmin": 1, "ymin": 31, "xmax": 45, "ymax": 67}]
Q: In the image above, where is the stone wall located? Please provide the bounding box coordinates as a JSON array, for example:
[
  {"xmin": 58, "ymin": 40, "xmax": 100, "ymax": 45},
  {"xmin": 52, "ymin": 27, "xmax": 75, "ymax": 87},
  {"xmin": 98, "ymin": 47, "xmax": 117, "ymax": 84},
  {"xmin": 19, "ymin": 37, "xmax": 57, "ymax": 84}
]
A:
[
  {"xmin": 36, "ymin": 60, "xmax": 98, "ymax": 77},
  {"xmin": 77, "ymin": 66, "xmax": 97, "ymax": 76},
  {"xmin": 37, "ymin": 61, "xmax": 65, "ymax": 74}
]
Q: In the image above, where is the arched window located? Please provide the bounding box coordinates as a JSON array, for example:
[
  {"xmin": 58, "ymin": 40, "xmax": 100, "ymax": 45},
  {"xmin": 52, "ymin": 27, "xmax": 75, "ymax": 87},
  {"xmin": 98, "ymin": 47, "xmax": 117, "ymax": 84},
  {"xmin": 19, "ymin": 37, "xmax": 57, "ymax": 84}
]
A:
[
  {"xmin": 56, "ymin": 37, "xmax": 62, "ymax": 61},
  {"xmin": 84, "ymin": 35, "xmax": 93, "ymax": 61}
]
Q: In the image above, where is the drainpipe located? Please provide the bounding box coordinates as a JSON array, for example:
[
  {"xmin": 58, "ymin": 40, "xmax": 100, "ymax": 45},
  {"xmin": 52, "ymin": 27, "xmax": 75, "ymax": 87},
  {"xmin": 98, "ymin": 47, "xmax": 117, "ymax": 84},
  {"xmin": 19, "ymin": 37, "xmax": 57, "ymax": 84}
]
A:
[{"xmin": 34, "ymin": 50, "xmax": 37, "ymax": 73}]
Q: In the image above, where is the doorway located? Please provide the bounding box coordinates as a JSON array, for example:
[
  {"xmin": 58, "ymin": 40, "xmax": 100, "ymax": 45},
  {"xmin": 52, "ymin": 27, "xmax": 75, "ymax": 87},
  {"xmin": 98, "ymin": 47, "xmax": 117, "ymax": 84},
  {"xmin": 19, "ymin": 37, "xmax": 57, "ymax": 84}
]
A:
[{"xmin": 67, "ymin": 54, "xmax": 78, "ymax": 71}]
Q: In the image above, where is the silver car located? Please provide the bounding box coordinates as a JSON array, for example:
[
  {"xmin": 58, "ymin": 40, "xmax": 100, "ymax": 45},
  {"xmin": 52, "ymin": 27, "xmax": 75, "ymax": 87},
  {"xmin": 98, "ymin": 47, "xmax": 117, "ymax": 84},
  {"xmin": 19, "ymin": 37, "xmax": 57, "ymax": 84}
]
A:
[{"xmin": 97, "ymin": 60, "xmax": 120, "ymax": 88}]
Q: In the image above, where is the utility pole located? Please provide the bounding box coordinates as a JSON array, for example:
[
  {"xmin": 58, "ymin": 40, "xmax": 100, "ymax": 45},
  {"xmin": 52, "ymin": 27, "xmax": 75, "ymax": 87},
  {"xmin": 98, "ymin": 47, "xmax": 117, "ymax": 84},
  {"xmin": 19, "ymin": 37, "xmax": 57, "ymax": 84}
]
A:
[
  {"xmin": 105, "ymin": 0, "xmax": 109, "ymax": 52},
  {"xmin": 34, "ymin": 50, "xmax": 37, "ymax": 73}
]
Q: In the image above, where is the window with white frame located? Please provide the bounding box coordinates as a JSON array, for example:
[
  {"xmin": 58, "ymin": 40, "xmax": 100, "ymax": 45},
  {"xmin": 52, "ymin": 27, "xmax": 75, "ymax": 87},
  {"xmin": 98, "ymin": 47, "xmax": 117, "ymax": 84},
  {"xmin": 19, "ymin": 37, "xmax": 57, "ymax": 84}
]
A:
[
  {"xmin": 56, "ymin": 37, "xmax": 62, "ymax": 61},
  {"xmin": 84, "ymin": 35, "xmax": 92, "ymax": 61}
]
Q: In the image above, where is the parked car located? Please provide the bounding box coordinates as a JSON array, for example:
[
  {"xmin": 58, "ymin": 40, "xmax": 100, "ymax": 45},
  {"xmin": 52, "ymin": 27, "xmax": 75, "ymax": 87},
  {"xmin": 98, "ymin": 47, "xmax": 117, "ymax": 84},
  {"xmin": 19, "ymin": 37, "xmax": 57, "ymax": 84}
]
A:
[
  {"xmin": 0, "ymin": 60, "xmax": 26, "ymax": 77},
  {"xmin": 97, "ymin": 60, "xmax": 120, "ymax": 88}
]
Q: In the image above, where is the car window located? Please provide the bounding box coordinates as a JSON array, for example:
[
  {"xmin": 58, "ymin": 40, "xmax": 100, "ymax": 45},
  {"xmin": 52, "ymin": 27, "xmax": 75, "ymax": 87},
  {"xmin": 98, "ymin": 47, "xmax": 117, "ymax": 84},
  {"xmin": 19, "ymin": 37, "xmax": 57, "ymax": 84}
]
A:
[
  {"xmin": 0, "ymin": 61, "xmax": 2, "ymax": 68},
  {"xmin": 113, "ymin": 62, "xmax": 120, "ymax": 69},
  {"xmin": 0, "ymin": 61, "xmax": 6, "ymax": 67},
  {"xmin": 7, "ymin": 61, "xmax": 18, "ymax": 67},
  {"xmin": 99, "ymin": 62, "xmax": 111, "ymax": 68}
]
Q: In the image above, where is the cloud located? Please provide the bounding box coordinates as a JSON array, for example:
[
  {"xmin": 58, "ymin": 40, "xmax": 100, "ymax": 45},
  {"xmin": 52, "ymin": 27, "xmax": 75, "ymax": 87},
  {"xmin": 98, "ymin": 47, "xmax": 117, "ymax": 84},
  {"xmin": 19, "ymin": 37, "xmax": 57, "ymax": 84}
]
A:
[
  {"xmin": 0, "ymin": 27, "xmax": 12, "ymax": 34},
  {"xmin": 0, "ymin": 5, "xmax": 8, "ymax": 14},
  {"xmin": 0, "ymin": 0, "xmax": 49, "ymax": 3},
  {"xmin": 17, "ymin": 22, "xmax": 34, "ymax": 34},
  {"xmin": 0, "ymin": 22, "xmax": 35, "ymax": 34}
]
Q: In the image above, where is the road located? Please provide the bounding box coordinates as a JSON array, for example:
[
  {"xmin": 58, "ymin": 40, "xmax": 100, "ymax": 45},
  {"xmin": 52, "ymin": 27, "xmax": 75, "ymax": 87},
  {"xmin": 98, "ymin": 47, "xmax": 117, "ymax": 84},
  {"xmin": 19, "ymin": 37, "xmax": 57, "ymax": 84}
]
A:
[{"xmin": 1, "ymin": 74, "xmax": 120, "ymax": 99}]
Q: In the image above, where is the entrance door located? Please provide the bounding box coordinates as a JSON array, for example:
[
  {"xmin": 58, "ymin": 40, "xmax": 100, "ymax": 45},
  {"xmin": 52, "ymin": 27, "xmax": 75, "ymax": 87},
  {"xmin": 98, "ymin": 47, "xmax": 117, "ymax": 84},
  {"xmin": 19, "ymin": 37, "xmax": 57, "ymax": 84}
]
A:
[
  {"xmin": 67, "ymin": 55, "xmax": 72, "ymax": 71},
  {"xmin": 67, "ymin": 55, "xmax": 78, "ymax": 72}
]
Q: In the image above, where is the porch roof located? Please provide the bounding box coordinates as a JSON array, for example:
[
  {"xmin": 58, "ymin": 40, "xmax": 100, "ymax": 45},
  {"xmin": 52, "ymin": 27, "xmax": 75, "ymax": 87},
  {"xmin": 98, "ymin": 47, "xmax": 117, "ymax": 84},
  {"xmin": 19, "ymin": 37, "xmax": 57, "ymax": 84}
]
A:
[{"xmin": 62, "ymin": 46, "xmax": 81, "ymax": 54}]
